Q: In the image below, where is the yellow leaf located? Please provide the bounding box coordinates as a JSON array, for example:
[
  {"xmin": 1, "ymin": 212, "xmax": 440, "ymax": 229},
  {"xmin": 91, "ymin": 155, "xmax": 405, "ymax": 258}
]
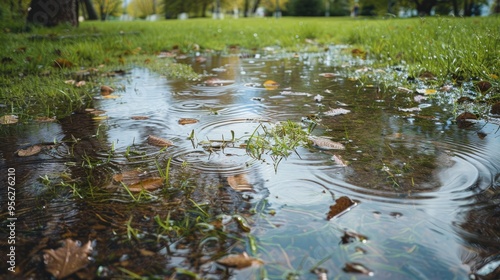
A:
[
  {"xmin": 92, "ymin": 116, "xmax": 109, "ymax": 120},
  {"xmin": 102, "ymin": 95, "xmax": 119, "ymax": 99},
  {"xmin": 263, "ymin": 80, "xmax": 279, "ymax": 90}
]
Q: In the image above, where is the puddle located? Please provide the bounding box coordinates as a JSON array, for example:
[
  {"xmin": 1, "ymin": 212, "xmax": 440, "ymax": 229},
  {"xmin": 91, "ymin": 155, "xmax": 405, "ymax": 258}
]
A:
[{"xmin": 1, "ymin": 47, "xmax": 500, "ymax": 279}]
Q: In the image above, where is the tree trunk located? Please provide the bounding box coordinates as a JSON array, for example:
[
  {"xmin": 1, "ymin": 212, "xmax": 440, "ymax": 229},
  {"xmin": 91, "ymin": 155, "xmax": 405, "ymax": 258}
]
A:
[
  {"xmin": 244, "ymin": 0, "xmax": 250, "ymax": 17},
  {"xmin": 80, "ymin": 0, "xmax": 98, "ymax": 20},
  {"xmin": 27, "ymin": 0, "xmax": 79, "ymax": 27},
  {"xmin": 451, "ymin": 0, "xmax": 459, "ymax": 16},
  {"xmin": 252, "ymin": 0, "xmax": 261, "ymax": 14},
  {"xmin": 413, "ymin": 0, "xmax": 437, "ymax": 16}
]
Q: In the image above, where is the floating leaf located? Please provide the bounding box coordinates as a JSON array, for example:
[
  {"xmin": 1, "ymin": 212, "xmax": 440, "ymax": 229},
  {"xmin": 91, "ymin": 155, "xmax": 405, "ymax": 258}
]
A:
[
  {"xmin": 327, "ymin": 196, "xmax": 356, "ymax": 220},
  {"xmin": 263, "ymin": 80, "xmax": 279, "ymax": 90},
  {"xmin": 398, "ymin": 107, "xmax": 421, "ymax": 112},
  {"xmin": 43, "ymin": 239, "xmax": 92, "ymax": 279},
  {"xmin": 227, "ymin": 174, "xmax": 253, "ymax": 191},
  {"xmin": 147, "ymin": 135, "xmax": 174, "ymax": 147},
  {"xmin": 178, "ymin": 118, "xmax": 199, "ymax": 125},
  {"xmin": 216, "ymin": 252, "xmax": 264, "ymax": 269},
  {"xmin": 131, "ymin": 116, "xmax": 149, "ymax": 120},
  {"xmin": 324, "ymin": 108, "xmax": 350, "ymax": 116},
  {"xmin": 17, "ymin": 145, "xmax": 43, "ymax": 157},
  {"xmin": 319, "ymin": 73, "xmax": 339, "ymax": 78},
  {"xmin": 309, "ymin": 136, "xmax": 345, "ymax": 150},
  {"xmin": 343, "ymin": 262, "xmax": 373, "ymax": 276},
  {"xmin": 416, "ymin": 88, "xmax": 436, "ymax": 95},
  {"xmin": 100, "ymin": 85, "xmax": 114, "ymax": 96},
  {"xmin": 280, "ymin": 91, "xmax": 311, "ymax": 96},
  {"xmin": 127, "ymin": 177, "xmax": 164, "ymax": 192},
  {"xmin": 92, "ymin": 116, "xmax": 109, "ymax": 121},
  {"xmin": 0, "ymin": 115, "xmax": 18, "ymax": 125}
]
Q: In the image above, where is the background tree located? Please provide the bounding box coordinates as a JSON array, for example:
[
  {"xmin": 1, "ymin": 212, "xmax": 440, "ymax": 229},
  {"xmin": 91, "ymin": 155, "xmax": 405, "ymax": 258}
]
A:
[
  {"xmin": 94, "ymin": 0, "xmax": 122, "ymax": 20},
  {"xmin": 287, "ymin": 0, "xmax": 322, "ymax": 16},
  {"xmin": 27, "ymin": 0, "xmax": 79, "ymax": 26},
  {"xmin": 81, "ymin": 0, "xmax": 98, "ymax": 20}
]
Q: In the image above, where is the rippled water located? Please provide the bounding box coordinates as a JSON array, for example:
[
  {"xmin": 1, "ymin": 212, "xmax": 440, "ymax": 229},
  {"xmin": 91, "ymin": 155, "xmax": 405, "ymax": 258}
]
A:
[{"xmin": 1, "ymin": 48, "xmax": 499, "ymax": 279}]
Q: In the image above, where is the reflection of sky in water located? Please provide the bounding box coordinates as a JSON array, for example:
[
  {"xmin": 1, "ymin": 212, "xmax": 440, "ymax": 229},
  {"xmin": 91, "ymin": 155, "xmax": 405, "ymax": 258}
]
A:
[
  {"xmin": 2, "ymin": 49, "xmax": 500, "ymax": 279},
  {"xmin": 94, "ymin": 58, "xmax": 499, "ymax": 278}
]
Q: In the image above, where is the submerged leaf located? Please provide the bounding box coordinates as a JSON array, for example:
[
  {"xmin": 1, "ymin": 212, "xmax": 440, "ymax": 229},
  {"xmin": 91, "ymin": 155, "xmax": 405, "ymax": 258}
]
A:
[
  {"xmin": 17, "ymin": 145, "xmax": 43, "ymax": 157},
  {"xmin": 227, "ymin": 174, "xmax": 253, "ymax": 191},
  {"xmin": 127, "ymin": 177, "xmax": 164, "ymax": 192},
  {"xmin": 309, "ymin": 136, "xmax": 345, "ymax": 150},
  {"xmin": 43, "ymin": 239, "xmax": 92, "ymax": 279},
  {"xmin": 216, "ymin": 252, "xmax": 263, "ymax": 269},
  {"xmin": 343, "ymin": 262, "xmax": 373, "ymax": 276},
  {"xmin": 331, "ymin": 155, "xmax": 347, "ymax": 166},
  {"xmin": 327, "ymin": 196, "xmax": 356, "ymax": 220},
  {"xmin": 147, "ymin": 135, "xmax": 174, "ymax": 147}
]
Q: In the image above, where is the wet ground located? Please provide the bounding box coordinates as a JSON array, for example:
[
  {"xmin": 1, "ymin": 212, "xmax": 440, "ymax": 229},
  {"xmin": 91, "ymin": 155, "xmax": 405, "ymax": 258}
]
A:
[{"xmin": 1, "ymin": 47, "xmax": 500, "ymax": 279}]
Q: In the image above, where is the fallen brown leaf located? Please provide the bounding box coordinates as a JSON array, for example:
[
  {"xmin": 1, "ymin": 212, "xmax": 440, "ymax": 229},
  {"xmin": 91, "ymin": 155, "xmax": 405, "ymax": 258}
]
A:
[
  {"xmin": 178, "ymin": 118, "xmax": 199, "ymax": 125},
  {"xmin": 327, "ymin": 196, "xmax": 356, "ymax": 220},
  {"xmin": 100, "ymin": 85, "xmax": 114, "ymax": 96},
  {"xmin": 216, "ymin": 252, "xmax": 263, "ymax": 269},
  {"xmin": 43, "ymin": 239, "xmax": 92, "ymax": 279},
  {"xmin": 17, "ymin": 145, "xmax": 43, "ymax": 157},
  {"xmin": 127, "ymin": 177, "xmax": 164, "ymax": 192},
  {"xmin": 147, "ymin": 135, "xmax": 174, "ymax": 147}
]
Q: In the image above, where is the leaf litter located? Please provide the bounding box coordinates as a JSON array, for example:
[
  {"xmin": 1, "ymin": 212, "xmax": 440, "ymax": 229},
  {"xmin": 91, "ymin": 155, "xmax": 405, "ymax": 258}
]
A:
[{"xmin": 43, "ymin": 239, "xmax": 92, "ymax": 279}]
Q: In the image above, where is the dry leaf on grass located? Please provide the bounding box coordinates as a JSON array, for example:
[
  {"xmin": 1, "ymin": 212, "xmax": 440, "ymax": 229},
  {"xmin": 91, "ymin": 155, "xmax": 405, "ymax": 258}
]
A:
[
  {"xmin": 126, "ymin": 177, "xmax": 164, "ymax": 192},
  {"xmin": 43, "ymin": 239, "xmax": 92, "ymax": 279},
  {"xmin": 0, "ymin": 115, "xmax": 18, "ymax": 125},
  {"xmin": 216, "ymin": 252, "xmax": 263, "ymax": 269},
  {"xmin": 147, "ymin": 135, "xmax": 173, "ymax": 147}
]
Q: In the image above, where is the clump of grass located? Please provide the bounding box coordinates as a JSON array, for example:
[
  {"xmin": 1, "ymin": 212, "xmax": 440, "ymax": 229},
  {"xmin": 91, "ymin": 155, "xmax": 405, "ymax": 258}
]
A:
[{"xmin": 246, "ymin": 120, "xmax": 313, "ymax": 172}]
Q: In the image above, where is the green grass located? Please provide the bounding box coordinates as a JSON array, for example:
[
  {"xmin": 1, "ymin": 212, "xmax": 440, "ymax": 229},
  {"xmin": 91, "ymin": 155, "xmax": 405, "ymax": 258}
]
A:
[{"xmin": 1, "ymin": 16, "xmax": 499, "ymax": 121}]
